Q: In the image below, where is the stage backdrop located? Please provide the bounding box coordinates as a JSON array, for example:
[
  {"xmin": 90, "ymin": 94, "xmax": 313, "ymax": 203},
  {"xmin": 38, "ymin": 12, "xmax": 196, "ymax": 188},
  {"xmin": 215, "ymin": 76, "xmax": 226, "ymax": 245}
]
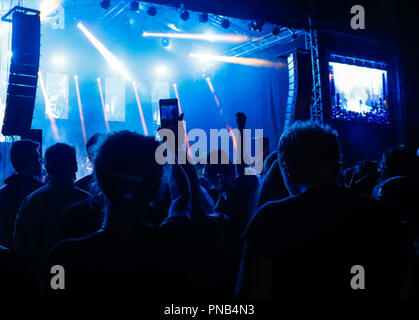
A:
[{"xmin": 177, "ymin": 50, "xmax": 288, "ymax": 156}]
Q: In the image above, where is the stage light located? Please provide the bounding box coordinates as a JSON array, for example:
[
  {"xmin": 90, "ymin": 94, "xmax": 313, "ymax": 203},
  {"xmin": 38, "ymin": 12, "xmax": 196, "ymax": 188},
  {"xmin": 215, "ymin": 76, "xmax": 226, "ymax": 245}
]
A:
[
  {"xmin": 39, "ymin": 0, "xmax": 62, "ymax": 19},
  {"xmin": 96, "ymin": 78, "xmax": 110, "ymax": 133},
  {"xmin": 132, "ymin": 81, "xmax": 148, "ymax": 136},
  {"xmin": 74, "ymin": 75, "xmax": 87, "ymax": 144},
  {"xmin": 130, "ymin": 1, "xmax": 139, "ymax": 11},
  {"xmin": 199, "ymin": 13, "xmax": 208, "ymax": 23},
  {"xmin": 161, "ymin": 38, "xmax": 170, "ymax": 47},
  {"xmin": 272, "ymin": 26, "xmax": 280, "ymax": 36},
  {"xmin": 155, "ymin": 65, "xmax": 168, "ymax": 76},
  {"xmin": 38, "ymin": 72, "xmax": 59, "ymax": 141},
  {"xmin": 221, "ymin": 18, "xmax": 230, "ymax": 29},
  {"xmin": 172, "ymin": 83, "xmax": 192, "ymax": 158},
  {"xmin": 167, "ymin": 23, "xmax": 181, "ymax": 32},
  {"xmin": 180, "ymin": 10, "xmax": 190, "ymax": 21},
  {"xmin": 147, "ymin": 6, "xmax": 157, "ymax": 16},
  {"xmin": 189, "ymin": 53, "xmax": 285, "ymax": 69},
  {"xmin": 51, "ymin": 55, "xmax": 65, "ymax": 66},
  {"xmin": 191, "ymin": 51, "xmax": 217, "ymax": 69},
  {"xmin": 249, "ymin": 19, "xmax": 264, "ymax": 32},
  {"xmin": 77, "ymin": 22, "xmax": 132, "ymax": 80},
  {"xmin": 100, "ymin": 0, "xmax": 111, "ymax": 10},
  {"xmin": 142, "ymin": 31, "xmax": 250, "ymax": 43},
  {"xmin": 0, "ymin": 24, "xmax": 7, "ymax": 34}
]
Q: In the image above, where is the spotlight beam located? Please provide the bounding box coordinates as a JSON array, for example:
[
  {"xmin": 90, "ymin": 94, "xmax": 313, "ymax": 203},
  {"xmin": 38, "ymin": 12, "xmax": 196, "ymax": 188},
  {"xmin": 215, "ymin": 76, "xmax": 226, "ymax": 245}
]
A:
[
  {"xmin": 74, "ymin": 76, "xmax": 87, "ymax": 145},
  {"xmin": 97, "ymin": 78, "xmax": 110, "ymax": 133},
  {"xmin": 143, "ymin": 32, "xmax": 253, "ymax": 43},
  {"xmin": 38, "ymin": 72, "xmax": 59, "ymax": 142},
  {"xmin": 132, "ymin": 81, "xmax": 148, "ymax": 136},
  {"xmin": 77, "ymin": 22, "xmax": 132, "ymax": 80},
  {"xmin": 190, "ymin": 53, "xmax": 285, "ymax": 69},
  {"xmin": 205, "ymin": 77, "xmax": 237, "ymax": 153}
]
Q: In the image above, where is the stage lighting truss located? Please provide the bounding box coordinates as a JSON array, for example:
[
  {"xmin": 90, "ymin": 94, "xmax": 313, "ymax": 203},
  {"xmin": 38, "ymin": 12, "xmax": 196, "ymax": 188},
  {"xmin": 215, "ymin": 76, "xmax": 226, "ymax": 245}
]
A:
[
  {"xmin": 305, "ymin": 24, "xmax": 323, "ymax": 123},
  {"xmin": 248, "ymin": 19, "xmax": 264, "ymax": 32},
  {"xmin": 272, "ymin": 26, "xmax": 280, "ymax": 36},
  {"xmin": 199, "ymin": 13, "xmax": 208, "ymax": 23},
  {"xmin": 225, "ymin": 27, "xmax": 305, "ymax": 58}
]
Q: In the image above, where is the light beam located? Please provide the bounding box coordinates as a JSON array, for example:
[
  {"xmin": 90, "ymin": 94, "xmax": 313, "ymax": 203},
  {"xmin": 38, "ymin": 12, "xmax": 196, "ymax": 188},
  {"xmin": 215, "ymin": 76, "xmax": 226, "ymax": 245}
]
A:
[
  {"xmin": 132, "ymin": 81, "xmax": 148, "ymax": 136},
  {"xmin": 77, "ymin": 22, "xmax": 132, "ymax": 80},
  {"xmin": 143, "ymin": 32, "xmax": 253, "ymax": 43},
  {"xmin": 74, "ymin": 76, "xmax": 87, "ymax": 145},
  {"xmin": 190, "ymin": 53, "xmax": 285, "ymax": 69},
  {"xmin": 97, "ymin": 78, "xmax": 110, "ymax": 133},
  {"xmin": 38, "ymin": 72, "xmax": 59, "ymax": 142}
]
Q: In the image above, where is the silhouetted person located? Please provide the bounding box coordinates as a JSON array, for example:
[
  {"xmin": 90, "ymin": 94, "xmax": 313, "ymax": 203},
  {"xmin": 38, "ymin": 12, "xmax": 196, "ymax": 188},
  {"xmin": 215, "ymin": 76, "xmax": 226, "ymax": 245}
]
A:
[
  {"xmin": 237, "ymin": 121, "xmax": 409, "ymax": 299},
  {"xmin": 376, "ymin": 175, "xmax": 419, "ymax": 298},
  {"xmin": 75, "ymin": 133, "xmax": 103, "ymax": 193},
  {"xmin": 13, "ymin": 143, "xmax": 90, "ymax": 269},
  {"xmin": 378, "ymin": 146, "xmax": 419, "ymax": 182},
  {"xmin": 58, "ymin": 134, "xmax": 105, "ymax": 242},
  {"xmin": 255, "ymin": 158, "xmax": 289, "ymax": 210},
  {"xmin": 44, "ymin": 132, "xmax": 195, "ymax": 299},
  {"xmin": 0, "ymin": 140, "xmax": 43, "ymax": 248}
]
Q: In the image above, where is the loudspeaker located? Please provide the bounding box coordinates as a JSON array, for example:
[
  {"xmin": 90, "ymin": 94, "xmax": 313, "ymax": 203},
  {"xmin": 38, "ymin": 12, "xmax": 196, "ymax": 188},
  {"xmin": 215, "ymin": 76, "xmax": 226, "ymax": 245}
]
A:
[
  {"xmin": 283, "ymin": 50, "xmax": 313, "ymax": 129},
  {"xmin": 2, "ymin": 10, "xmax": 40, "ymax": 136}
]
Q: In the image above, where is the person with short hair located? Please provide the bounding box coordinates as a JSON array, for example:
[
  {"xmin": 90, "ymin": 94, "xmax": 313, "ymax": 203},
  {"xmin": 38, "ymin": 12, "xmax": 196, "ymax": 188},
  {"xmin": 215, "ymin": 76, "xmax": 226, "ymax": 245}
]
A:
[
  {"xmin": 13, "ymin": 143, "xmax": 90, "ymax": 267},
  {"xmin": 44, "ymin": 132, "xmax": 189, "ymax": 299},
  {"xmin": 0, "ymin": 140, "xmax": 43, "ymax": 248},
  {"xmin": 236, "ymin": 121, "xmax": 409, "ymax": 299}
]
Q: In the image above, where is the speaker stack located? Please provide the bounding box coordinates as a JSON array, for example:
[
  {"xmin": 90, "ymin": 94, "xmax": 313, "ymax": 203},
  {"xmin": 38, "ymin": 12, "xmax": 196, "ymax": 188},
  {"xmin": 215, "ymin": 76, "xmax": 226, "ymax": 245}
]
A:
[{"xmin": 1, "ymin": 6, "xmax": 40, "ymax": 137}]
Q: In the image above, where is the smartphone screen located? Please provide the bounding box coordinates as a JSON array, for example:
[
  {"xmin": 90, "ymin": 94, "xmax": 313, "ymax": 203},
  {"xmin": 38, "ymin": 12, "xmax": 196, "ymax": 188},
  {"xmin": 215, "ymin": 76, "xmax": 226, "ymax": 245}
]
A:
[{"xmin": 159, "ymin": 98, "xmax": 179, "ymax": 128}]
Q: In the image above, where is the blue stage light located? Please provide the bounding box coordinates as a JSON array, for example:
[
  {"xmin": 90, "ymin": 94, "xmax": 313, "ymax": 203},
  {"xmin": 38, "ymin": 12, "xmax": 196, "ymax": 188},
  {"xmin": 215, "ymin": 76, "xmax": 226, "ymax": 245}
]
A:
[
  {"xmin": 100, "ymin": 0, "xmax": 111, "ymax": 10},
  {"xmin": 155, "ymin": 65, "xmax": 168, "ymax": 76},
  {"xmin": 221, "ymin": 18, "xmax": 230, "ymax": 29},
  {"xmin": 130, "ymin": 1, "xmax": 139, "ymax": 11},
  {"xmin": 180, "ymin": 10, "xmax": 189, "ymax": 21},
  {"xmin": 52, "ymin": 55, "xmax": 65, "ymax": 66},
  {"xmin": 161, "ymin": 38, "xmax": 170, "ymax": 48},
  {"xmin": 147, "ymin": 6, "xmax": 157, "ymax": 16},
  {"xmin": 199, "ymin": 13, "xmax": 208, "ymax": 23},
  {"xmin": 77, "ymin": 22, "xmax": 132, "ymax": 80}
]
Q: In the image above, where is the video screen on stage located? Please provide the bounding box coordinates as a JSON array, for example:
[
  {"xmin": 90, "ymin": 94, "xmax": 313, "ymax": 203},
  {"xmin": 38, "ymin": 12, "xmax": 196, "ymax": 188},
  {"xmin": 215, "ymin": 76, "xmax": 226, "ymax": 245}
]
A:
[
  {"xmin": 45, "ymin": 73, "xmax": 69, "ymax": 119},
  {"xmin": 329, "ymin": 61, "xmax": 389, "ymax": 124},
  {"xmin": 105, "ymin": 77, "xmax": 125, "ymax": 122}
]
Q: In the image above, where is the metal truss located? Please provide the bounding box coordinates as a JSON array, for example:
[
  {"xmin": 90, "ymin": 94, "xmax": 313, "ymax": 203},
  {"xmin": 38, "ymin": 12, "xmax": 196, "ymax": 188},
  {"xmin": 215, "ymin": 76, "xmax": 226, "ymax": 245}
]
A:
[
  {"xmin": 222, "ymin": 28, "xmax": 305, "ymax": 58},
  {"xmin": 305, "ymin": 27, "xmax": 324, "ymax": 123}
]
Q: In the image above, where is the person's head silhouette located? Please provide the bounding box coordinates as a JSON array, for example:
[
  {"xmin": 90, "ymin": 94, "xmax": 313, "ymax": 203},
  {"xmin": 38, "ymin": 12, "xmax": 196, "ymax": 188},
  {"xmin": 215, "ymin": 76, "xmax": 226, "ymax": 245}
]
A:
[
  {"xmin": 45, "ymin": 143, "xmax": 78, "ymax": 184},
  {"xmin": 94, "ymin": 131, "xmax": 162, "ymax": 212},
  {"xmin": 278, "ymin": 121, "xmax": 341, "ymax": 195},
  {"xmin": 379, "ymin": 146, "xmax": 419, "ymax": 180},
  {"xmin": 10, "ymin": 139, "xmax": 42, "ymax": 178}
]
